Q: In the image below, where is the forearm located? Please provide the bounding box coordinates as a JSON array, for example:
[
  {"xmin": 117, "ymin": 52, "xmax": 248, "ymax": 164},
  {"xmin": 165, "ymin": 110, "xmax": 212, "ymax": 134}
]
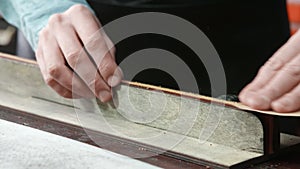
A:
[{"xmin": 0, "ymin": 0, "xmax": 92, "ymax": 51}]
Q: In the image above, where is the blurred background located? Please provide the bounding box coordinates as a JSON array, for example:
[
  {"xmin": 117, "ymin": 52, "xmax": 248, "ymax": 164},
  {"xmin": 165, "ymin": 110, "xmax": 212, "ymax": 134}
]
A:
[
  {"xmin": 287, "ymin": 0, "xmax": 300, "ymax": 34},
  {"xmin": 0, "ymin": 15, "xmax": 34, "ymax": 59},
  {"xmin": 0, "ymin": 0, "xmax": 299, "ymax": 60},
  {"xmin": 0, "ymin": 0, "xmax": 300, "ymax": 135}
]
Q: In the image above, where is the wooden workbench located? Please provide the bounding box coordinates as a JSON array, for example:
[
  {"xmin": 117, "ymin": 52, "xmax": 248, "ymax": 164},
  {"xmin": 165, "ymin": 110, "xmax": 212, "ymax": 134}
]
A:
[
  {"xmin": 0, "ymin": 104, "xmax": 300, "ymax": 169},
  {"xmin": 0, "ymin": 52, "xmax": 299, "ymax": 168}
]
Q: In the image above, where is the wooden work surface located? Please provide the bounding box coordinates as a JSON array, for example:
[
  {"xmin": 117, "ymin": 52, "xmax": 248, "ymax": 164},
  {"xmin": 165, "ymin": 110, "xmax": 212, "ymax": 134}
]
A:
[
  {"xmin": 0, "ymin": 52, "xmax": 300, "ymax": 168},
  {"xmin": 0, "ymin": 104, "xmax": 300, "ymax": 169},
  {"xmin": 0, "ymin": 52, "xmax": 299, "ymax": 117}
]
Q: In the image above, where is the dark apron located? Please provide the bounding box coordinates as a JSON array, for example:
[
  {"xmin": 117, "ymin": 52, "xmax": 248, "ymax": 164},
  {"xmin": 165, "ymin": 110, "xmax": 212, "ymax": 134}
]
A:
[{"xmin": 87, "ymin": 0, "xmax": 290, "ymax": 96}]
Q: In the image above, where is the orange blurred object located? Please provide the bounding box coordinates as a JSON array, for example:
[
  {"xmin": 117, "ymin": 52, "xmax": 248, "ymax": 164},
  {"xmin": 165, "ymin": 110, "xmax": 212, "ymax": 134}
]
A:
[{"xmin": 287, "ymin": 0, "xmax": 300, "ymax": 34}]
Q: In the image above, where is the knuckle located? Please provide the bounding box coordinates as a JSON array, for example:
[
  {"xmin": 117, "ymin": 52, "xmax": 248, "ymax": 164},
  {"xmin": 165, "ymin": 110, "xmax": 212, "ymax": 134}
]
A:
[
  {"xmin": 63, "ymin": 80, "xmax": 73, "ymax": 90},
  {"xmin": 266, "ymin": 86, "xmax": 280, "ymax": 94},
  {"xmin": 87, "ymin": 78, "xmax": 102, "ymax": 94},
  {"xmin": 38, "ymin": 27, "xmax": 50, "ymax": 41},
  {"xmin": 65, "ymin": 50, "xmax": 81, "ymax": 67},
  {"xmin": 99, "ymin": 57, "xmax": 114, "ymax": 77},
  {"xmin": 282, "ymin": 64, "xmax": 300, "ymax": 77},
  {"xmin": 45, "ymin": 76, "xmax": 56, "ymax": 86},
  {"xmin": 48, "ymin": 13, "xmax": 71, "ymax": 29},
  {"xmin": 60, "ymin": 91, "xmax": 72, "ymax": 98},
  {"xmin": 38, "ymin": 28, "xmax": 47, "ymax": 38},
  {"xmin": 265, "ymin": 58, "xmax": 284, "ymax": 71},
  {"xmin": 109, "ymin": 47, "xmax": 116, "ymax": 56},
  {"xmin": 47, "ymin": 64, "xmax": 62, "ymax": 78},
  {"xmin": 48, "ymin": 13, "xmax": 63, "ymax": 26},
  {"xmin": 86, "ymin": 37, "xmax": 104, "ymax": 51},
  {"xmin": 257, "ymin": 65, "xmax": 266, "ymax": 75},
  {"xmin": 88, "ymin": 78, "xmax": 108, "ymax": 92},
  {"xmin": 68, "ymin": 4, "xmax": 88, "ymax": 13},
  {"xmin": 87, "ymin": 78, "xmax": 97, "ymax": 89}
]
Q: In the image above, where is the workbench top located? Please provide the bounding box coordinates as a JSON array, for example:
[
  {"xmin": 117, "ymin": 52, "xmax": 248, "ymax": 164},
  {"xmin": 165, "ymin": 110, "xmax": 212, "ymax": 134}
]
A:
[
  {"xmin": 0, "ymin": 52, "xmax": 300, "ymax": 168},
  {"xmin": 0, "ymin": 107, "xmax": 299, "ymax": 169}
]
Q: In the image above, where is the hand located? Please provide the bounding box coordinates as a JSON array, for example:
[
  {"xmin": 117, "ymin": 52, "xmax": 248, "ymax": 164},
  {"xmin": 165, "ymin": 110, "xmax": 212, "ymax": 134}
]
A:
[
  {"xmin": 35, "ymin": 4, "xmax": 122, "ymax": 102},
  {"xmin": 239, "ymin": 31, "xmax": 300, "ymax": 112}
]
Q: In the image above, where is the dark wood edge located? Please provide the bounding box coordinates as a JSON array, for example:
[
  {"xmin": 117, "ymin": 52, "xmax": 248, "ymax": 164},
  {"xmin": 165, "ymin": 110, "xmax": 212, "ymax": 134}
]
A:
[
  {"xmin": 243, "ymin": 111, "xmax": 281, "ymax": 155},
  {"xmin": 257, "ymin": 114, "xmax": 280, "ymax": 155}
]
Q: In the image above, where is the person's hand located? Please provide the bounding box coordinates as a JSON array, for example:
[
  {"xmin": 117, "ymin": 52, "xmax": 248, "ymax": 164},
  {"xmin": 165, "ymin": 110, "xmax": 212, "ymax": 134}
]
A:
[
  {"xmin": 35, "ymin": 4, "xmax": 122, "ymax": 102},
  {"xmin": 239, "ymin": 31, "xmax": 300, "ymax": 112}
]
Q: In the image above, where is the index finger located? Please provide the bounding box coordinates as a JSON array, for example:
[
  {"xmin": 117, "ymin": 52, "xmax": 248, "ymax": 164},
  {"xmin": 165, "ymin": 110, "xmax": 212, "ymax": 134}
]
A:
[{"xmin": 67, "ymin": 5, "xmax": 122, "ymax": 87}]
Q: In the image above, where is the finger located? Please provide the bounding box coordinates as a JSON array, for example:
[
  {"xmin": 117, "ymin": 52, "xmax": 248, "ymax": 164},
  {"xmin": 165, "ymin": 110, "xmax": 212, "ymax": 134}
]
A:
[
  {"xmin": 66, "ymin": 5, "xmax": 122, "ymax": 87},
  {"xmin": 258, "ymin": 54, "xmax": 300, "ymax": 98},
  {"xmin": 48, "ymin": 15, "xmax": 112, "ymax": 102},
  {"xmin": 36, "ymin": 33, "xmax": 80, "ymax": 99},
  {"xmin": 102, "ymin": 31, "xmax": 116, "ymax": 59},
  {"xmin": 46, "ymin": 78, "xmax": 80, "ymax": 99},
  {"xmin": 242, "ymin": 53, "xmax": 300, "ymax": 110},
  {"xmin": 271, "ymin": 83, "xmax": 300, "ymax": 112},
  {"xmin": 238, "ymin": 92, "xmax": 271, "ymax": 110},
  {"xmin": 240, "ymin": 32, "xmax": 300, "ymax": 95},
  {"xmin": 87, "ymin": 33, "xmax": 122, "ymax": 87},
  {"xmin": 93, "ymin": 15, "xmax": 120, "ymax": 83},
  {"xmin": 35, "ymin": 38, "xmax": 45, "ymax": 72},
  {"xmin": 39, "ymin": 26, "xmax": 94, "ymax": 98},
  {"xmin": 239, "ymin": 32, "xmax": 300, "ymax": 107},
  {"xmin": 238, "ymin": 57, "xmax": 284, "ymax": 108},
  {"xmin": 239, "ymin": 58, "xmax": 285, "ymax": 103},
  {"xmin": 90, "ymin": 14, "xmax": 116, "ymax": 57}
]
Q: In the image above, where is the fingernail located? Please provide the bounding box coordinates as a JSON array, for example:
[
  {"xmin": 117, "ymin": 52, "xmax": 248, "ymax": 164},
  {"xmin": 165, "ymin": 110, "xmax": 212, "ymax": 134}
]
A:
[
  {"xmin": 108, "ymin": 75, "xmax": 121, "ymax": 87},
  {"xmin": 108, "ymin": 67, "xmax": 123, "ymax": 87},
  {"xmin": 99, "ymin": 90, "xmax": 111, "ymax": 102}
]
